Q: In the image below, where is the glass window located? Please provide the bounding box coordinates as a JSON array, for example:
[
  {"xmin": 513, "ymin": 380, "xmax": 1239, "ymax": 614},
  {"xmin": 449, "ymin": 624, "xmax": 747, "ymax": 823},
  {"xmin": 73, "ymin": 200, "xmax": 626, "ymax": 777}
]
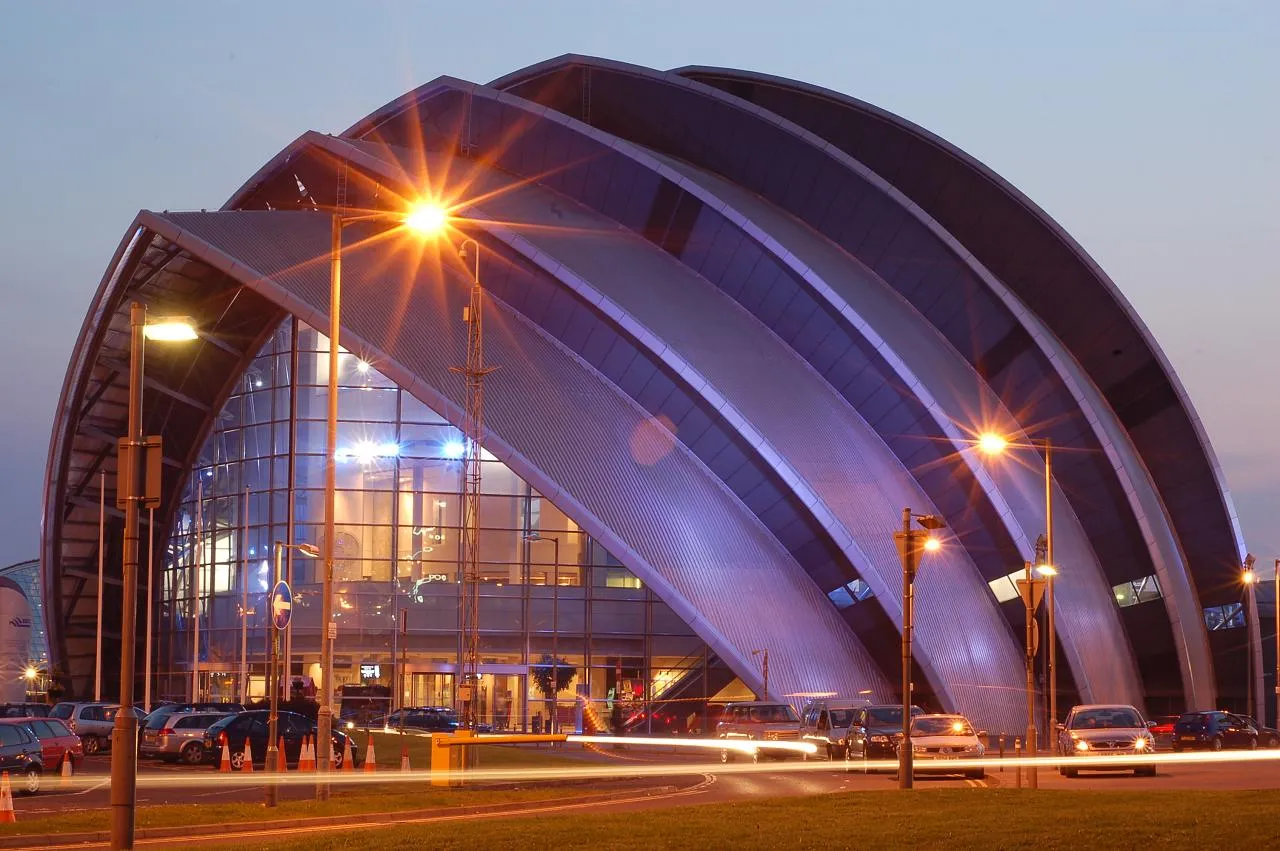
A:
[
  {"xmin": 1113, "ymin": 574, "xmax": 1163, "ymax": 608},
  {"xmin": 0, "ymin": 726, "xmax": 23, "ymax": 745},
  {"xmin": 1204, "ymin": 603, "xmax": 1244, "ymax": 630}
]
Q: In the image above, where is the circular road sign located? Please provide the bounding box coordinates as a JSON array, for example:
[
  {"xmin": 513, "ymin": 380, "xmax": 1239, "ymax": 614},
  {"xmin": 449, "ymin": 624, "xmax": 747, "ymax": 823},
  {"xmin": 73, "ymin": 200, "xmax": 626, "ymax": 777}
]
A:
[{"xmin": 270, "ymin": 581, "xmax": 292, "ymax": 630}]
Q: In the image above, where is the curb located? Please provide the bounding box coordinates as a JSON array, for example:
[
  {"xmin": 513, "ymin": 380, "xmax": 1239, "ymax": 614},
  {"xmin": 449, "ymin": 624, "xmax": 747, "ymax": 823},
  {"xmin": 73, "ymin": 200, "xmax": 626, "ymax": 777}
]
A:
[{"xmin": 0, "ymin": 781, "xmax": 688, "ymax": 849}]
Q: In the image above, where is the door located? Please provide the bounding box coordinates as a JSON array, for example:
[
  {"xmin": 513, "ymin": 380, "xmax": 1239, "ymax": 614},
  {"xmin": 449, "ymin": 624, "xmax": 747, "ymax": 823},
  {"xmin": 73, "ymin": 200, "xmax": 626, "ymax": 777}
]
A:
[{"xmin": 410, "ymin": 673, "xmax": 453, "ymax": 709}]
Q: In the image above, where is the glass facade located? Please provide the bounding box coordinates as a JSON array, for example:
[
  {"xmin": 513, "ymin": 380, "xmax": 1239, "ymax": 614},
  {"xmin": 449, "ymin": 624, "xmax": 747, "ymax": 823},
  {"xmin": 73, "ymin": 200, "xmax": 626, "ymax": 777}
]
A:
[{"xmin": 158, "ymin": 319, "xmax": 734, "ymax": 733}]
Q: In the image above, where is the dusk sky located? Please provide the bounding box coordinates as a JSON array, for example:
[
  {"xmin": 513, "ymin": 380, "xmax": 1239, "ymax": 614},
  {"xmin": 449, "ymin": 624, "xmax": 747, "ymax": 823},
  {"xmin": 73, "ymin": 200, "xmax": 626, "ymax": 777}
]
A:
[{"xmin": 0, "ymin": 1, "xmax": 1274, "ymax": 571}]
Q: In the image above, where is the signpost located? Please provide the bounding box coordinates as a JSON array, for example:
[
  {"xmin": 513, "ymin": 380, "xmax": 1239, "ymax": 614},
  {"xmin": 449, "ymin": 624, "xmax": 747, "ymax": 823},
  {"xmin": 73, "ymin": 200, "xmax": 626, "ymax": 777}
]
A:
[
  {"xmin": 266, "ymin": 574, "xmax": 291, "ymax": 806},
  {"xmin": 271, "ymin": 581, "xmax": 292, "ymax": 631}
]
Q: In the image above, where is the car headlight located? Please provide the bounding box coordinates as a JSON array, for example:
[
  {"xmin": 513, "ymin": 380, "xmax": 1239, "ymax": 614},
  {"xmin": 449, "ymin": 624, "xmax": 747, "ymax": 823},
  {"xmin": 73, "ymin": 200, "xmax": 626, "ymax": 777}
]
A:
[
  {"xmin": 1075, "ymin": 739, "xmax": 1089, "ymax": 752},
  {"xmin": 1134, "ymin": 737, "xmax": 1149, "ymax": 751}
]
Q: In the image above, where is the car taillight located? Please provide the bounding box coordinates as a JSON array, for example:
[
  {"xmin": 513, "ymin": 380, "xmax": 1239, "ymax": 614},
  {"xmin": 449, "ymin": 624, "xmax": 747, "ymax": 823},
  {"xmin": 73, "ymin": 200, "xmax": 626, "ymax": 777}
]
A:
[{"xmin": 161, "ymin": 726, "xmax": 176, "ymax": 736}]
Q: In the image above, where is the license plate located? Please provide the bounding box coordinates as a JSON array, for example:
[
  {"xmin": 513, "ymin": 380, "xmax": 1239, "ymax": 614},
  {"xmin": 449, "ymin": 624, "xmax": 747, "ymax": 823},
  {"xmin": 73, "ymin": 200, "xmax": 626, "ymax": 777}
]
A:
[{"xmin": 1179, "ymin": 736, "xmax": 1195, "ymax": 741}]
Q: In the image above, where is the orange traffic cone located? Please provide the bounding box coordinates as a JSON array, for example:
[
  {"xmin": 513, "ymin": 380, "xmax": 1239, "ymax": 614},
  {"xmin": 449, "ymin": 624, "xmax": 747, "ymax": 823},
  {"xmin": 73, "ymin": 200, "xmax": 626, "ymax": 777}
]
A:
[
  {"xmin": 241, "ymin": 741, "xmax": 254, "ymax": 773},
  {"xmin": 342, "ymin": 736, "xmax": 354, "ymax": 772},
  {"xmin": 364, "ymin": 733, "xmax": 377, "ymax": 773},
  {"xmin": 60, "ymin": 751, "xmax": 73, "ymax": 789},
  {"xmin": 301, "ymin": 735, "xmax": 314, "ymax": 772},
  {"xmin": 0, "ymin": 772, "xmax": 14, "ymax": 824},
  {"xmin": 219, "ymin": 740, "xmax": 232, "ymax": 773},
  {"xmin": 277, "ymin": 736, "xmax": 287, "ymax": 773},
  {"xmin": 400, "ymin": 741, "xmax": 410, "ymax": 773}
]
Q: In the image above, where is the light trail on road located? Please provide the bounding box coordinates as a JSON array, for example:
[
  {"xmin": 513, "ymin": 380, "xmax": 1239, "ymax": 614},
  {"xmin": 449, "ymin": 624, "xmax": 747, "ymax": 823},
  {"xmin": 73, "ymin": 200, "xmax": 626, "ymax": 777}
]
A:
[{"xmin": 32, "ymin": 745, "xmax": 1280, "ymax": 793}]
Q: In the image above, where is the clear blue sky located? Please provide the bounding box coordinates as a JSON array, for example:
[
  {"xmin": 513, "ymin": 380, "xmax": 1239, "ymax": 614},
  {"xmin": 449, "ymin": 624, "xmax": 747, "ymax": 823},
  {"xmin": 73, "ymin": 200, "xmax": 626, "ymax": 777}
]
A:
[{"xmin": 0, "ymin": 1, "xmax": 1275, "ymax": 569}]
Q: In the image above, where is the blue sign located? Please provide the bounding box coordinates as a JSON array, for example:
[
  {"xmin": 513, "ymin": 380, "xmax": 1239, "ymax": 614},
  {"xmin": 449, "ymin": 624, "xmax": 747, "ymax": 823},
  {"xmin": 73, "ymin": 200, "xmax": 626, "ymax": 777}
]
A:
[{"xmin": 270, "ymin": 581, "xmax": 292, "ymax": 630}]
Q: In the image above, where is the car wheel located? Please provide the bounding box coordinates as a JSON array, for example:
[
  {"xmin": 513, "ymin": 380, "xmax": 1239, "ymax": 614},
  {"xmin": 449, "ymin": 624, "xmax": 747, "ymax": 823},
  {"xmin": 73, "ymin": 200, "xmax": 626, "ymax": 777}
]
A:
[
  {"xmin": 1171, "ymin": 744, "xmax": 1182, "ymax": 753},
  {"xmin": 229, "ymin": 750, "xmax": 246, "ymax": 771},
  {"xmin": 1063, "ymin": 767, "xmax": 1078, "ymax": 778},
  {"xmin": 333, "ymin": 745, "xmax": 344, "ymax": 770},
  {"xmin": 181, "ymin": 742, "xmax": 205, "ymax": 765},
  {"xmin": 82, "ymin": 735, "xmax": 100, "ymax": 755},
  {"xmin": 21, "ymin": 767, "xmax": 40, "ymax": 795},
  {"xmin": 720, "ymin": 747, "xmax": 733, "ymax": 764},
  {"xmin": 1136, "ymin": 766, "xmax": 1157, "ymax": 777},
  {"xmin": 1248, "ymin": 737, "xmax": 1258, "ymax": 751},
  {"xmin": 1268, "ymin": 735, "xmax": 1280, "ymax": 749},
  {"xmin": 967, "ymin": 769, "xmax": 984, "ymax": 780},
  {"xmin": 1211, "ymin": 737, "xmax": 1224, "ymax": 752}
]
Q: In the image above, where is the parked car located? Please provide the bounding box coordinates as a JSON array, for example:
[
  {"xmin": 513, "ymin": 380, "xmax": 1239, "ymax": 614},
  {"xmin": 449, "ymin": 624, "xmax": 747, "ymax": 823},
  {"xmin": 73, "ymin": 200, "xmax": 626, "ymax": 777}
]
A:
[
  {"xmin": 382, "ymin": 707, "xmax": 461, "ymax": 733},
  {"xmin": 0, "ymin": 719, "xmax": 45, "ymax": 794},
  {"xmin": 140, "ymin": 711, "xmax": 232, "ymax": 764},
  {"xmin": 49, "ymin": 702, "xmax": 143, "ymax": 755},
  {"xmin": 1239, "ymin": 716, "xmax": 1280, "ymax": 749},
  {"xmin": 716, "ymin": 701, "xmax": 802, "ymax": 763},
  {"xmin": 798, "ymin": 699, "xmax": 862, "ymax": 760},
  {"xmin": 1057, "ymin": 704, "xmax": 1155, "ymax": 777},
  {"xmin": 1147, "ymin": 714, "xmax": 1180, "ymax": 749},
  {"xmin": 1172, "ymin": 711, "xmax": 1260, "ymax": 752},
  {"xmin": 20, "ymin": 717, "xmax": 83, "ymax": 771},
  {"xmin": 202, "ymin": 710, "xmax": 358, "ymax": 770},
  {"xmin": 142, "ymin": 703, "xmax": 243, "ymax": 728},
  {"xmin": 0, "ymin": 703, "xmax": 51, "ymax": 719},
  {"xmin": 844, "ymin": 705, "xmax": 925, "ymax": 764},
  {"xmin": 902, "ymin": 714, "xmax": 985, "ymax": 779}
]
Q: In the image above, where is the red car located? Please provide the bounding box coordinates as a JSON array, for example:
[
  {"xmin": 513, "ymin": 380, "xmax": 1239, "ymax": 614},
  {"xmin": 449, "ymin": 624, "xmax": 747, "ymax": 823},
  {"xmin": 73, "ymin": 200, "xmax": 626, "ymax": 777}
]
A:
[
  {"xmin": 1148, "ymin": 715, "xmax": 1179, "ymax": 749},
  {"xmin": 20, "ymin": 717, "xmax": 83, "ymax": 770}
]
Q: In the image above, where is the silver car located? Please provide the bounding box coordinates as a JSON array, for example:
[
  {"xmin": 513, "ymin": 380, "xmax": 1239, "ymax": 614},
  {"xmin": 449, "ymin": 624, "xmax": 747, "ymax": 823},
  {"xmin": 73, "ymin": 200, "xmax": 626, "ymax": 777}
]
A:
[
  {"xmin": 799, "ymin": 699, "xmax": 861, "ymax": 760},
  {"xmin": 50, "ymin": 702, "xmax": 141, "ymax": 755},
  {"xmin": 1057, "ymin": 703, "xmax": 1156, "ymax": 777},
  {"xmin": 140, "ymin": 711, "xmax": 231, "ymax": 764}
]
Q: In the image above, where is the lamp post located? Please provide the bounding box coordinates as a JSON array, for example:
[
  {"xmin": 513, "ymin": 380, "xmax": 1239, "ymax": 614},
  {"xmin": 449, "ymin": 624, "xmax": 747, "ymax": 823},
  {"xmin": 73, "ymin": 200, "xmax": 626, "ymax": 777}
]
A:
[
  {"xmin": 751, "ymin": 649, "xmax": 769, "ymax": 700},
  {"xmin": 111, "ymin": 305, "xmax": 197, "ymax": 851},
  {"xmin": 524, "ymin": 533, "xmax": 560, "ymax": 730},
  {"xmin": 894, "ymin": 507, "xmax": 946, "ymax": 790},
  {"xmin": 1243, "ymin": 560, "xmax": 1257, "ymax": 718},
  {"xmin": 1274, "ymin": 558, "xmax": 1279, "ymax": 730},
  {"xmin": 266, "ymin": 541, "xmax": 318, "ymax": 807},
  {"xmin": 317, "ymin": 202, "xmax": 448, "ymax": 799},
  {"xmin": 977, "ymin": 432, "xmax": 1057, "ymax": 731}
]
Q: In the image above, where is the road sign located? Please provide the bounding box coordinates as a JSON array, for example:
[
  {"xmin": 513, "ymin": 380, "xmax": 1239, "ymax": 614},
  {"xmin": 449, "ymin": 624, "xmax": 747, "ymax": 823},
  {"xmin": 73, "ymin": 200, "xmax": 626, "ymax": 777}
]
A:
[
  {"xmin": 1016, "ymin": 578, "xmax": 1047, "ymax": 612},
  {"xmin": 270, "ymin": 581, "xmax": 292, "ymax": 630}
]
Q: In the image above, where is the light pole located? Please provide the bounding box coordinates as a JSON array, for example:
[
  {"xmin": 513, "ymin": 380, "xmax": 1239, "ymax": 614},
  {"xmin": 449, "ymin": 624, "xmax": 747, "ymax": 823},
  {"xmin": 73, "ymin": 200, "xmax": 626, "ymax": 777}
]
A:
[
  {"xmin": 96, "ymin": 471, "xmax": 104, "ymax": 702},
  {"xmin": 111, "ymin": 306, "xmax": 197, "ymax": 851},
  {"xmin": 1274, "ymin": 558, "xmax": 1279, "ymax": 730},
  {"xmin": 894, "ymin": 507, "xmax": 946, "ymax": 790},
  {"xmin": 317, "ymin": 202, "xmax": 448, "ymax": 799},
  {"xmin": 266, "ymin": 541, "xmax": 318, "ymax": 807},
  {"xmin": 751, "ymin": 649, "xmax": 769, "ymax": 700},
  {"xmin": 977, "ymin": 432, "xmax": 1057, "ymax": 730},
  {"xmin": 524, "ymin": 534, "xmax": 560, "ymax": 730},
  {"xmin": 1243, "ymin": 560, "xmax": 1257, "ymax": 718}
]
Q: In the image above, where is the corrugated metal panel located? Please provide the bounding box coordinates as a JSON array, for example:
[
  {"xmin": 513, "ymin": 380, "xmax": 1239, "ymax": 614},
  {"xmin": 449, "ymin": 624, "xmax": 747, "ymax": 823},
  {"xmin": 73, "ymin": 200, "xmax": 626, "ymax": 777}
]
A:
[{"xmin": 146, "ymin": 209, "xmax": 890, "ymax": 703}]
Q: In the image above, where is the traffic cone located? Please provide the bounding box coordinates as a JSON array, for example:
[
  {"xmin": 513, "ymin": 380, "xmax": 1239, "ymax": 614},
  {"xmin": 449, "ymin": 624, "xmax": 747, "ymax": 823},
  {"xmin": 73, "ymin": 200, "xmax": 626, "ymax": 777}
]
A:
[
  {"xmin": 241, "ymin": 741, "xmax": 254, "ymax": 773},
  {"xmin": 277, "ymin": 736, "xmax": 287, "ymax": 773},
  {"xmin": 0, "ymin": 772, "xmax": 14, "ymax": 824},
  {"xmin": 301, "ymin": 735, "xmax": 313, "ymax": 771},
  {"xmin": 342, "ymin": 736, "xmax": 354, "ymax": 772},
  {"xmin": 219, "ymin": 740, "xmax": 232, "ymax": 773},
  {"xmin": 60, "ymin": 751, "xmax": 73, "ymax": 789},
  {"xmin": 400, "ymin": 741, "xmax": 410, "ymax": 773},
  {"xmin": 364, "ymin": 733, "xmax": 377, "ymax": 773}
]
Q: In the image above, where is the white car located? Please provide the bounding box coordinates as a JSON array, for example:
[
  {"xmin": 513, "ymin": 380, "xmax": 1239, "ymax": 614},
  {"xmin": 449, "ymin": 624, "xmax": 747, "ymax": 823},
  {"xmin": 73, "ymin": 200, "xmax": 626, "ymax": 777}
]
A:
[
  {"xmin": 905, "ymin": 714, "xmax": 985, "ymax": 779},
  {"xmin": 1057, "ymin": 704, "xmax": 1155, "ymax": 777}
]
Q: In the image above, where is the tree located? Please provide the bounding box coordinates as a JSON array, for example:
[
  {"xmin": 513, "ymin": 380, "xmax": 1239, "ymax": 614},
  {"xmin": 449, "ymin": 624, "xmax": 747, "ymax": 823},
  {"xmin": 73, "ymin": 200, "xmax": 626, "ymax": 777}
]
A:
[{"xmin": 530, "ymin": 654, "xmax": 576, "ymax": 732}]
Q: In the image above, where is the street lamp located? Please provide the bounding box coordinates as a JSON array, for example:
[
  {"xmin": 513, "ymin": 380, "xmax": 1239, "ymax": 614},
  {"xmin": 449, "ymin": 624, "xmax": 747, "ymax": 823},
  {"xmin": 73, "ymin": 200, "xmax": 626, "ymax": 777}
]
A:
[
  {"xmin": 525, "ymin": 533, "xmax": 561, "ymax": 731},
  {"xmin": 1243, "ymin": 557, "xmax": 1257, "ymax": 718},
  {"xmin": 976, "ymin": 431, "xmax": 1058, "ymax": 732},
  {"xmin": 317, "ymin": 200, "xmax": 448, "ymax": 799},
  {"xmin": 112, "ymin": 305, "xmax": 197, "ymax": 851},
  {"xmin": 894, "ymin": 507, "xmax": 946, "ymax": 790},
  {"xmin": 266, "ymin": 541, "xmax": 318, "ymax": 807}
]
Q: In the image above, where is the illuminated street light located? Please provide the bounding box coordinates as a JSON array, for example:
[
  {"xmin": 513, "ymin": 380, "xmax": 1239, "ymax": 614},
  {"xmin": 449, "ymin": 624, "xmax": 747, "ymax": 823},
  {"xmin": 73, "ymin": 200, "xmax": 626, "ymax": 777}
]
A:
[
  {"xmin": 318, "ymin": 198, "xmax": 454, "ymax": 800},
  {"xmin": 23, "ymin": 667, "xmax": 37, "ymax": 682},
  {"xmin": 114, "ymin": 305, "xmax": 198, "ymax": 850},
  {"xmin": 894, "ymin": 508, "xmax": 946, "ymax": 790},
  {"xmin": 141, "ymin": 317, "xmax": 199, "ymax": 342},
  {"xmin": 973, "ymin": 429, "xmax": 1059, "ymax": 739}
]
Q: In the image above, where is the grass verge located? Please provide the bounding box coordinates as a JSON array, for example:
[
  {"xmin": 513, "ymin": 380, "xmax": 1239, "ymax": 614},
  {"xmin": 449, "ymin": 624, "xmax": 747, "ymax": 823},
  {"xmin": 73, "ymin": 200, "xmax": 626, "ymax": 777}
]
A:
[
  {"xmin": 0, "ymin": 783, "xmax": 581, "ymax": 838},
  {"xmin": 206, "ymin": 788, "xmax": 1277, "ymax": 850},
  {"xmin": 364, "ymin": 731, "xmax": 594, "ymax": 770}
]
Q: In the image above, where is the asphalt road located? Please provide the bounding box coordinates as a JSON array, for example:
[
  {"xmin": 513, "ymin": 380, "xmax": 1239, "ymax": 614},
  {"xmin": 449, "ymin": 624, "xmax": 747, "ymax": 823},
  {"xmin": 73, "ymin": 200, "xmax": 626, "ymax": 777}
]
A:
[{"xmin": 11, "ymin": 747, "xmax": 1280, "ymax": 848}]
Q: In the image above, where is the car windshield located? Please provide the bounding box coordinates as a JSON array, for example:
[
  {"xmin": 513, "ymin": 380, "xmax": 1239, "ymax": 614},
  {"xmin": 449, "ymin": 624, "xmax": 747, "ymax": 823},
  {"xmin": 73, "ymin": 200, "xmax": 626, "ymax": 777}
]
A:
[
  {"xmin": 829, "ymin": 709, "xmax": 855, "ymax": 728},
  {"xmin": 1176, "ymin": 713, "xmax": 1207, "ymax": 728},
  {"xmin": 911, "ymin": 717, "xmax": 974, "ymax": 737},
  {"xmin": 867, "ymin": 707, "xmax": 905, "ymax": 726},
  {"xmin": 1069, "ymin": 709, "xmax": 1141, "ymax": 729},
  {"xmin": 747, "ymin": 705, "xmax": 799, "ymax": 723}
]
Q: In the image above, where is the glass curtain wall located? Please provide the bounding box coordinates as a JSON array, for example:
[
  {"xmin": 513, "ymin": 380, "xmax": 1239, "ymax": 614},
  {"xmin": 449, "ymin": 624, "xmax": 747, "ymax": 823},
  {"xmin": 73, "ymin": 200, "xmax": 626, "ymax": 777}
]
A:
[{"xmin": 157, "ymin": 319, "xmax": 726, "ymax": 733}]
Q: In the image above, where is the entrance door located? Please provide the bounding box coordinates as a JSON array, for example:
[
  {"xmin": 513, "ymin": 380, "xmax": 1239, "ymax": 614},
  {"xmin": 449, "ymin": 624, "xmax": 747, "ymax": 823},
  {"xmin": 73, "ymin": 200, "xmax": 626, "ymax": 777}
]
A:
[{"xmin": 410, "ymin": 672, "xmax": 453, "ymax": 708}]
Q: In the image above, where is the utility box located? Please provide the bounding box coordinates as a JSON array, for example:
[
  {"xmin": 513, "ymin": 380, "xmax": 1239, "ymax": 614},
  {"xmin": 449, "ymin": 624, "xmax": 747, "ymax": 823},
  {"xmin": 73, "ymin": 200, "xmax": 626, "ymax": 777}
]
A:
[{"xmin": 430, "ymin": 730, "xmax": 473, "ymax": 787}]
